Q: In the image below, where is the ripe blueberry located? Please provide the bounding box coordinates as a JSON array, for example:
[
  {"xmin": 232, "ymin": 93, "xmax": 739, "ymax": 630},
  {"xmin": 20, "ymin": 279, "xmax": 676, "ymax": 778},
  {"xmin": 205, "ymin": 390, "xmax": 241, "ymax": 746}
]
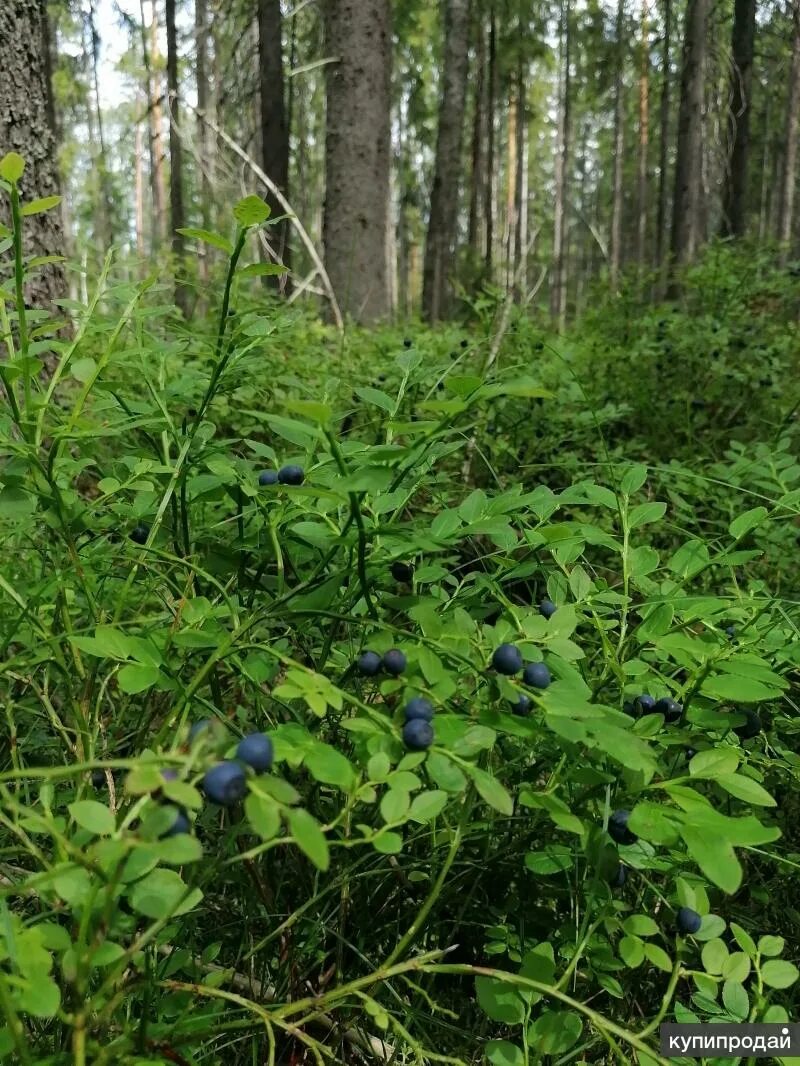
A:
[
  {"xmin": 382, "ymin": 649, "xmax": 407, "ymax": 676},
  {"xmin": 608, "ymin": 809, "xmax": 638, "ymax": 845},
  {"xmin": 404, "ymin": 697, "xmax": 434, "ymax": 722},
  {"xmin": 236, "ymin": 733, "xmax": 274, "ymax": 773},
  {"xmin": 202, "ymin": 761, "xmax": 247, "ymax": 806},
  {"xmin": 391, "ymin": 561, "xmax": 414, "ymax": 583},
  {"xmin": 539, "ymin": 599, "xmax": 557, "ymax": 620},
  {"xmin": 278, "ymin": 465, "xmax": 305, "ymax": 486},
  {"xmin": 403, "ymin": 338, "xmax": 413, "ymax": 348},
  {"xmin": 636, "ymin": 694, "xmax": 656, "ymax": 715},
  {"xmin": 357, "ymin": 650, "xmax": 383, "ymax": 676},
  {"xmin": 259, "ymin": 470, "xmax": 279, "ymax": 486},
  {"xmin": 511, "ymin": 693, "xmax": 532, "ymax": 716},
  {"xmin": 733, "ymin": 707, "xmax": 761, "ymax": 740},
  {"xmin": 724, "ymin": 625, "xmax": 736, "ymax": 639},
  {"xmin": 676, "ymin": 906, "xmax": 702, "ymax": 935},
  {"xmin": 91, "ymin": 769, "xmax": 106, "ymax": 789},
  {"xmin": 655, "ymin": 697, "xmax": 682, "ymax": 723},
  {"xmin": 491, "ymin": 644, "xmax": 523, "ymax": 675},
  {"xmin": 403, "ymin": 719, "xmax": 434, "ymax": 751},
  {"xmin": 163, "ymin": 809, "xmax": 191, "ymax": 837},
  {"xmin": 130, "ymin": 524, "xmax": 149, "ymax": 545},
  {"xmin": 523, "ymin": 661, "xmax": 551, "ymax": 689},
  {"xmin": 460, "ymin": 339, "xmax": 468, "ymax": 349}
]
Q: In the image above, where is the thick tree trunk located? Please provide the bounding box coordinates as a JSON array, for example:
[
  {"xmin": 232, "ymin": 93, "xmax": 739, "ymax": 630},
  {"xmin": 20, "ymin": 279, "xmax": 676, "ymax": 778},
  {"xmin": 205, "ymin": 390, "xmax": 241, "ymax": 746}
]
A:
[
  {"xmin": 0, "ymin": 0, "xmax": 65, "ymax": 311},
  {"xmin": 721, "ymin": 0, "xmax": 757, "ymax": 237},
  {"xmin": 609, "ymin": 0, "xmax": 625, "ymax": 289},
  {"xmin": 467, "ymin": 17, "xmax": 486, "ymax": 258},
  {"xmin": 637, "ymin": 0, "xmax": 650, "ymax": 269},
  {"xmin": 165, "ymin": 0, "xmax": 188, "ymax": 315},
  {"xmin": 551, "ymin": 0, "xmax": 571, "ymax": 329},
  {"xmin": 669, "ymin": 0, "xmax": 708, "ymax": 281},
  {"xmin": 655, "ymin": 0, "xmax": 671, "ymax": 268},
  {"xmin": 258, "ymin": 0, "xmax": 290, "ymax": 278},
  {"xmin": 778, "ymin": 0, "xmax": 800, "ymax": 260},
  {"xmin": 323, "ymin": 0, "xmax": 392, "ymax": 323},
  {"xmin": 423, "ymin": 0, "xmax": 470, "ymax": 322}
]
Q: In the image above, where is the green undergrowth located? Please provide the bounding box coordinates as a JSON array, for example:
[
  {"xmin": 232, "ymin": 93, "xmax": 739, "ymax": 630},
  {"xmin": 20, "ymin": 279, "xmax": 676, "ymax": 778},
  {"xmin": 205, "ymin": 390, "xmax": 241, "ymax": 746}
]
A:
[{"xmin": 1, "ymin": 156, "xmax": 799, "ymax": 1065}]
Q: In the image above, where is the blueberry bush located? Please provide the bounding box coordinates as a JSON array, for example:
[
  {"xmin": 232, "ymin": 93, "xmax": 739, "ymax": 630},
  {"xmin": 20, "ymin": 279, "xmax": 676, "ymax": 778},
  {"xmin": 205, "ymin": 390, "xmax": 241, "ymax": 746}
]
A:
[{"xmin": 1, "ymin": 157, "xmax": 799, "ymax": 1064}]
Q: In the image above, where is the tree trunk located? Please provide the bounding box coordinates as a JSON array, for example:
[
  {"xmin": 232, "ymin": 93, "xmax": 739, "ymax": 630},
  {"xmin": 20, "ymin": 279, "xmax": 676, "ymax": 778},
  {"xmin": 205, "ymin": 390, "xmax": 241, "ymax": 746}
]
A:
[
  {"xmin": 669, "ymin": 0, "xmax": 708, "ymax": 281},
  {"xmin": 778, "ymin": 0, "xmax": 800, "ymax": 260},
  {"xmin": 322, "ymin": 0, "xmax": 392, "ymax": 323},
  {"xmin": 484, "ymin": 2, "xmax": 497, "ymax": 275},
  {"xmin": 721, "ymin": 0, "xmax": 757, "ymax": 237},
  {"xmin": 258, "ymin": 0, "xmax": 290, "ymax": 279},
  {"xmin": 655, "ymin": 0, "xmax": 671, "ymax": 268},
  {"xmin": 0, "ymin": 0, "xmax": 65, "ymax": 311},
  {"xmin": 609, "ymin": 0, "xmax": 625, "ymax": 289},
  {"xmin": 135, "ymin": 108, "xmax": 145, "ymax": 259},
  {"xmin": 467, "ymin": 17, "xmax": 486, "ymax": 258},
  {"xmin": 551, "ymin": 0, "xmax": 571, "ymax": 329},
  {"xmin": 195, "ymin": 0, "xmax": 213, "ymax": 285},
  {"xmin": 141, "ymin": 0, "xmax": 167, "ymax": 246},
  {"xmin": 423, "ymin": 0, "xmax": 470, "ymax": 322},
  {"xmin": 165, "ymin": 0, "xmax": 188, "ymax": 315},
  {"xmin": 637, "ymin": 0, "xmax": 650, "ymax": 269},
  {"xmin": 513, "ymin": 58, "xmax": 528, "ymax": 299}
]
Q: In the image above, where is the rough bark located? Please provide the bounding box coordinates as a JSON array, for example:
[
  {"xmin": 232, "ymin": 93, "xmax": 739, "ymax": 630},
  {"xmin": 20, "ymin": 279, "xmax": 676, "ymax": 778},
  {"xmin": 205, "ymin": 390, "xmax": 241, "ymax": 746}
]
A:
[
  {"xmin": 0, "ymin": 0, "xmax": 65, "ymax": 311},
  {"xmin": 467, "ymin": 17, "xmax": 486, "ymax": 257},
  {"xmin": 258, "ymin": 0, "xmax": 290, "ymax": 277},
  {"xmin": 551, "ymin": 0, "xmax": 571, "ymax": 329},
  {"xmin": 721, "ymin": 0, "xmax": 757, "ymax": 237},
  {"xmin": 423, "ymin": 0, "xmax": 471, "ymax": 322},
  {"xmin": 778, "ymin": 0, "xmax": 800, "ymax": 259},
  {"xmin": 513, "ymin": 58, "xmax": 528, "ymax": 299},
  {"xmin": 195, "ymin": 0, "xmax": 213, "ymax": 284},
  {"xmin": 322, "ymin": 0, "xmax": 392, "ymax": 323},
  {"xmin": 669, "ymin": 0, "xmax": 708, "ymax": 279},
  {"xmin": 484, "ymin": 3, "xmax": 497, "ymax": 274},
  {"xmin": 609, "ymin": 0, "xmax": 626, "ymax": 289},
  {"xmin": 141, "ymin": 0, "xmax": 167, "ymax": 246},
  {"xmin": 655, "ymin": 0, "xmax": 671, "ymax": 268},
  {"xmin": 165, "ymin": 0, "xmax": 188, "ymax": 315}
]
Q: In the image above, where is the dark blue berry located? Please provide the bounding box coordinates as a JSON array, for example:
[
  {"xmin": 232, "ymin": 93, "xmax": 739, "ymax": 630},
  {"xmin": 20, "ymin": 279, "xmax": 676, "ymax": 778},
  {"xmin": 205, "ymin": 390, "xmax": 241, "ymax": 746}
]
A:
[
  {"xmin": 236, "ymin": 733, "xmax": 274, "ymax": 773},
  {"xmin": 655, "ymin": 697, "xmax": 682, "ymax": 723},
  {"xmin": 609, "ymin": 862, "xmax": 627, "ymax": 888},
  {"xmin": 491, "ymin": 644, "xmax": 523, "ymax": 675},
  {"xmin": 725, "ymin": 625, "xmax": 736, "ymax": 639},
  {"xmin": 391, "ymin": 561, "xmax": 414, "ymax": 583},
  {"xmin": 259, "ymin": 470, "xmax": 279, "ymax": 486},
  {"xmin": 91, "ymin": 769, "xmax": 106, "ymax": 789},
  {"xmin": 539, "ymin": 599, "xmax": 557, "ymax": 620},
  {"xmin": 733, "ymin": 707, "xmax": 761, "ymax": 740},
  {"xmin": 357, "ymin": 651, "xmax": 383, "ymax": 677},
  {"xmin": 163, "ymin": 809, "xmax": 191, "ymax": 837},
  {"xmin": 403, "ymin": 719, "xmax": 434, "ymax": 751},
  {"xmin": 635, "ymin": 694, "xmax": 656, "ymax": 715},
  {"xmin": 130, "ymin": 524, "xmax": 149, "ymax": 545},
  {"xmin": 278, "ymin": 465, "xmax": 305, "ymax": 486},
  {"xmin": 404, "ymin": 697, "xmax": 434, "ymax": 722},
  {"xmin": 382, "ymin": 649, "xmax": 407, "ymax": 676},
  {"xmin": 202, "ymin": 761, "xmax": 247, "ymax": 806},
  {"xmin": 608, "ymin": 809, "xmax": 638, "ymax": 845},
  {"xmin": 676, "ymin": 907, "xmax": 702, "ymax": 935},
  {"xmin": 403, "ymin": 338, "xmax": 413, "ymax": 348},
  {"xmin": 511, "ymin": 693, "xmax": 532, "ymax": 716},
  {"xmin": 460, "ymin": 339, "xmax": 468, "ymax": 349},
  {"xmin": 523, "ymin": 661, "xmax": 551, "ymax": 689}
]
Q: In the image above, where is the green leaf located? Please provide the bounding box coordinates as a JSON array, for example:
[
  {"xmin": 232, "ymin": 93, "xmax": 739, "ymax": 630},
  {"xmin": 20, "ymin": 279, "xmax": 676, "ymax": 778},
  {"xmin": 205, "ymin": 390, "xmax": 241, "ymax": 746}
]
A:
[
  {"xmin": 758, "ymin": 935, "xmax": 785, "ymax": 957},
  {"xmin": 176, "ymin": 226, "xmax": 234, "ymax": 253},
  {"xmin": 761, "ymin": 960, "xmax": 799, "ymax": 989},
  {"xmin": 730, "ymin": 922, "xmax": 757, "ymax": 956},
  {"xmin": 468, "ymin": 767, "xmax": 513, "ymax": 815},
  {"xmin": 284, "ymin": 399, "xmax": 331, "ymax": 425},
  {"xmin": 485, "ymin": 1040, "xmax": 524, "ymax": 1066},
  {"xmin": 722, "ymin": 979, "xmax": 749, "ymax": 1019},
  {"xmin": 426, "ymin": 752, "xmax": 467, "ymax": 793},
  {"xmin": 0, "ymin": 152, "xmax": 25, "ymax": 182},
  {"xmin": 287, "ymin": 808, "xmax": 329, "ymax": 870},
  {"xmin": 729, "ymin": 506, "xmax": 768, "ymax": 540},
  {"xmin": 118, "ymin": 663, "xmax": 162, "ymax": 694},
  {"xmin": 475, "ymin": 976, "xmax": 525, "ymax": 1024},
  {"xmin": 628, "ymin": 502, "xmax": 667, "ymax": 528},
  {"xmin": 619, "ymin": 935, "xmax": 645, "ymax": 968},
  {"xmin": 305, "ymin": 745, "xmax": 355, "ymax": 791},
  {"xmin": 380, "ymin": 788, "xmax": 410, "ymax": 824},
  {"xmin": 353, "ymin": 386, "xmax": 395, "ymax": 412},
  {"xmin": 644, "ymin": 944, "xmax": 673, "ymax": 973},
  {"xmin": 239, "ymin": 261, "xmax": 288, "ymax": 277},
  {"xmin": 681, "ymin": 825, "xmax": 742, "ymax": 894},
  {"xmin": 234, "ymin": 195, "xmax": 271, "ymax": 227},
  {"xmin": 16, "ymin": 977, "xmax": 60, "ymax": 1018},
  {"xmin": 620, "ymin": 464, "xmax": 648, "ymax": 495},
  {"xmin": 524, "ymin": 845, "xmax": 573, "ymax": 874},
  {"xmin": 721, "ymin": 952, "xmax": 751, "ymax": 983},
  {"xmin": 701, "ymin": 938, "xmax": 729, "ymax": 975},
  {"xmin": 21, "ymin": 195, "xmax": 62, "ymax": 216},
  {"xmin": 689, "ymin": 748, "xmax": 740, "ymax": 778},
  {"xmin": 702, "ymin": 675, "xmax": 781, "ymax": 702},
  {"xmin": 408, "ymin": 790, "xmax": 448, "ymax": 823},
  {"xmin": 716, "ymin": 773, "xmax": 775, "ymax": 807},
  {"xmin": 528, "ymin": 1011, "xmax": 582, "ymax": 1054},
  {"xmin": 372, "ymin": 829, "xmax": 404, "ymax": 854},
  {"xmin": 244, "ymin": 794, "xmax": 281, "ymax": 841},
  {"xmin": 68, "ymin": 800, "xmax": 115, "ymax": 836},
  {"xmin": 129, "ymin": 869, "xmax": 202, "ymax": 919},
  {"xmin": 622, "ymin": 914, "xmax": 660, "ymax": 937}
]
